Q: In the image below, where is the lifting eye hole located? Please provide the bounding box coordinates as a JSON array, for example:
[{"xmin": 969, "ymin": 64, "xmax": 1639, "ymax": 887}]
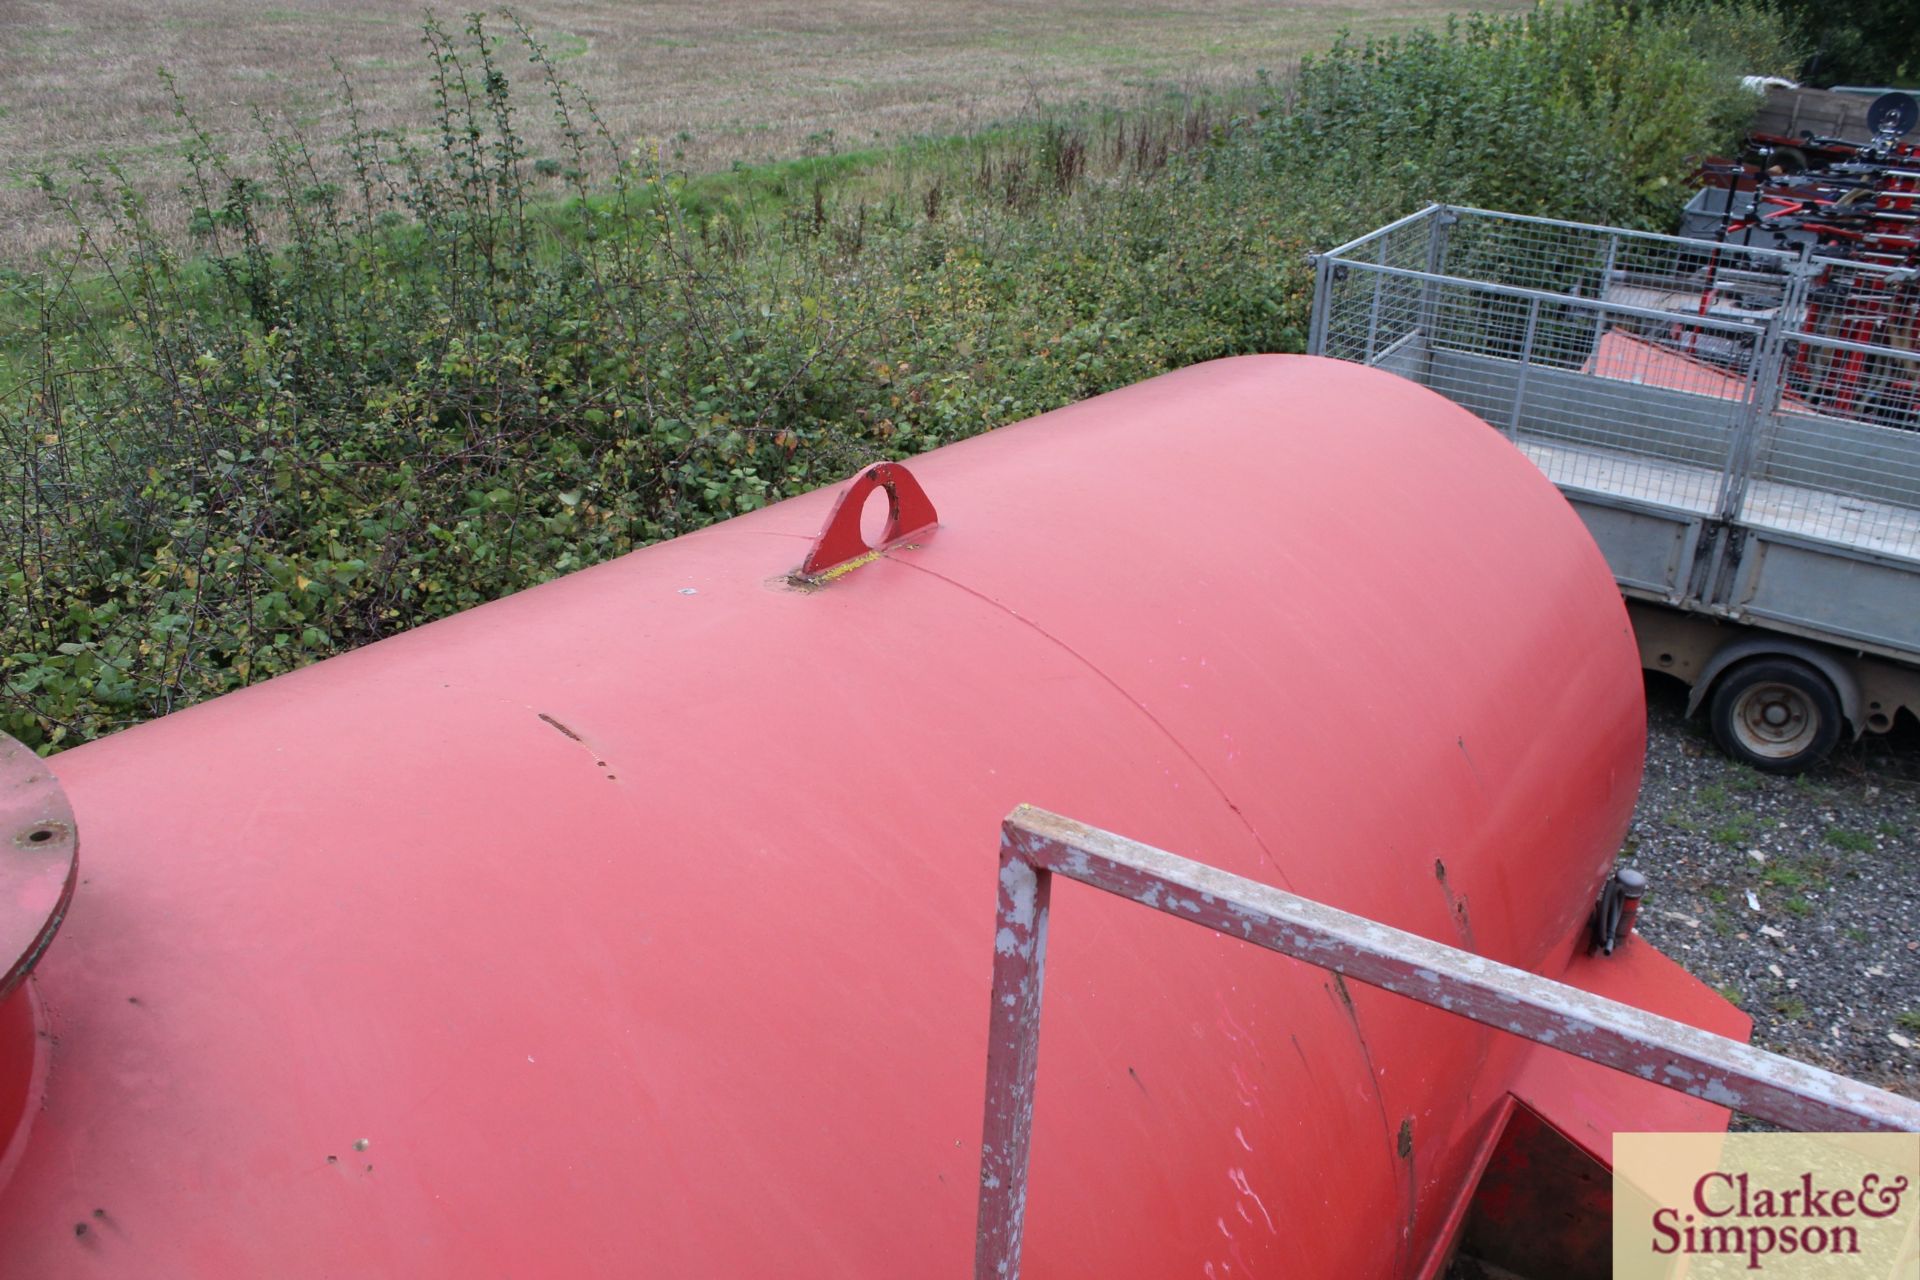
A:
[
  {"xmin": 27, "ymin": 828, "xmax": 53, "ymax": 844},
  {"xmin": 859, "ymin": 485, "xmax": 892, "ymax": 549}
]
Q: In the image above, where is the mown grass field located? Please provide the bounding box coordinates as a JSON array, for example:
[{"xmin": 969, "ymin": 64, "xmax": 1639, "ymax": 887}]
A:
[{"xmin": 0, "ymin": 0, "xmax": 1529, "ymax": 259}]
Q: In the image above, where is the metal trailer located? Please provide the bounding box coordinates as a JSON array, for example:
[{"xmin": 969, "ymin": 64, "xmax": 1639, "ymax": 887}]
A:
[
  {"xmin": 1309, "ymin": 203, "xmax": 1920, "ymax": 772},
  {"xmin": 1750, "ymin": 83, "xmax": 1911, "ymax": 155}
]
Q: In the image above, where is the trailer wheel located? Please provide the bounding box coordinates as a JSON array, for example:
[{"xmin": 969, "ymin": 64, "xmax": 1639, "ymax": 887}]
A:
[{"xmin": 1707, "ymin": 658, "xmax": 1842, "ymax": 774}]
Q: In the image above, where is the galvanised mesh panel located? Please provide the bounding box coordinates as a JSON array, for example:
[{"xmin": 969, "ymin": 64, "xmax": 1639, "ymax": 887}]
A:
[{"xmin": 1313, "ymin": 206, "xmax": 1920, "ymax": 560}]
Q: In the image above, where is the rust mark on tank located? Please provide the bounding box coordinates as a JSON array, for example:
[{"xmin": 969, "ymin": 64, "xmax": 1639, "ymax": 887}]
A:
[
  {"xmin": 792, "ymin": 547, "xmax": 884, "ymax": 586},
  {"xmin": 777, "ymin": 543, "xmax": 926, "ymax": 593},
  {"xmin": 536, "ymin": 713, "xmax": 620, "ymax": 782},
  {"xmin": 1397, "ymin": 1116, "xmax": 1420, "ymax": 1253},
  {"xmin": 1435, "ymin": 857, "xmax": 1479, "ymax": 951},
  {"xmin": 537, "ymin": 714, "xmax": 585, "ymax": 743},
  {"xmin": 1456, "ymin": 736, "xmax": 1485, "ymax": 790},
  {"xmin": 14, "ymin": 821, "xmax": 71, "ymax": 850},
  {"xmin": 1324, "ymin": 974, "xmax": 1413, "ymax": 1269}
]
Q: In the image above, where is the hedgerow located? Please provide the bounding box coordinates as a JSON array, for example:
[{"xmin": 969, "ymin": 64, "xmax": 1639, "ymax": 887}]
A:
[{"xmin": 1, "ymin": 2, "xmax": 1790, "ymax": 750}]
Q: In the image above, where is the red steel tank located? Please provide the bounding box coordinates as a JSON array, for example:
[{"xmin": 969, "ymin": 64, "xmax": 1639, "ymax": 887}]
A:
[{"xmin": 0, "ymin": 355, "xmax": 1742, "ymax": 1277}]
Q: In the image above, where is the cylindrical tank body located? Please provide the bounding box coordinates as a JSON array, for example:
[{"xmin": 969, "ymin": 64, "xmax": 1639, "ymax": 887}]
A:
[{"xmin": 0, "ymin": 356, "xmax": 1644, "ymax": 1276}]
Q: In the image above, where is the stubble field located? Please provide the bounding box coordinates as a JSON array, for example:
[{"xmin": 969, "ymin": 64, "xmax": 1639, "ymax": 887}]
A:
[{"xmin": 0, "ymin": 0, "xmax": 1525, "ymax": 258}]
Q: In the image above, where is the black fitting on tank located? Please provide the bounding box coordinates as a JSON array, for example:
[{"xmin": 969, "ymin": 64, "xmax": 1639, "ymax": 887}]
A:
[{"xmin": 1590, "ymin": 868, "xmax": 1647, "ymax": 957}]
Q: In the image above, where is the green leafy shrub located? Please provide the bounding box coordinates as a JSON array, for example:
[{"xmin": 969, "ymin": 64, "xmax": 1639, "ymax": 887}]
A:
[
  {"xmin": 1, "ymin": 3, "xmax": 1790, "ymax": 750},
  {"xmin": 1262, "ymin": 0, "xmax": 1790, "ymax": 228}
]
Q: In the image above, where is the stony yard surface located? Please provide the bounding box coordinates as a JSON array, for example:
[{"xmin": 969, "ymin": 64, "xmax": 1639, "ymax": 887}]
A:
[{"xmin": 1626, "ymin": 677, "xmax": 1920, "ymax": 1101}]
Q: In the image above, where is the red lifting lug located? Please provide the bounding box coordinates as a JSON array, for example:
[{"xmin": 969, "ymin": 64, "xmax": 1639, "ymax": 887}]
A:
[{"xmin": 797, "ymin": 461, "xmax": 938, "ymax": 580}]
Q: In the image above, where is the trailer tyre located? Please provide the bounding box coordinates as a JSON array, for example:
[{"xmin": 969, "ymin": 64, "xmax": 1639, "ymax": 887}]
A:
[{"xmin": 1707, "ymin": 658, "xmax": 1842, "ymax": 774}]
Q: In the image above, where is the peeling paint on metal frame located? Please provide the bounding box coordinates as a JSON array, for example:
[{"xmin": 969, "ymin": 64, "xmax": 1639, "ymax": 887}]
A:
[{"xmin": 973, "ymin": 806, "xmax": 1920, "ymax": 1280}]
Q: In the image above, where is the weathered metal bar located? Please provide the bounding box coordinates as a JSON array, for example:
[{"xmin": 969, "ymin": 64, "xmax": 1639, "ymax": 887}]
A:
[
  {"xmin": 1591, "ymin": 231, "xmax": 1619, "ymax": 351},
  {"xmin": 1505, "ymin": 295, "xmax": 1541, "ymax": 439},
  {"xmin": 1712, "ymin": 326, "xmax": 1770, "ymax": 527},
  {"xmin": 975, "ymin": 805, "xmax": 1920, "ymax": 1279},
  {"xmin": 1417, "ymin": 207, "xmax": 1455, "ymax": 385},
  {"xmin": 1721, "ymin": 295, "xmax": 1797, "ymax": 527},
  {"xmin": 1441, "ymin": 203, "xmax": 1803, "ymax": 263},
  {"xmin": 1007, "ymin": 806, "xmax": 1920, "ymax": 1130},
  {"xmin": 1362, "ymin": 235, "xmax": 1388, "ymax": 363},
  {"xmin": 1316, "ymin": 202, "xmax": 1442, "ymax": 262},
  {"xmin": 975, "ymin": 854, "xmax": 1052, "ymax": 1280},
  {"xmin": 1336, "ymin": 259, "xmax": 1766, "ymax": 334},
  {"xmin": 1306, "ymin": 254, "xmax": 1334, "ymax": 357},
  {"xmin": 1786, "ymin": 328, "xmax": 1915, "ymax": 361}
]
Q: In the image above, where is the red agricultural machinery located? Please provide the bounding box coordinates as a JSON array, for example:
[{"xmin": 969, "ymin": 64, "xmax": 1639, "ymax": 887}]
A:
[{"xmin": 1691, "ymin": 91, "xmax": 1920, "ymax": 429}]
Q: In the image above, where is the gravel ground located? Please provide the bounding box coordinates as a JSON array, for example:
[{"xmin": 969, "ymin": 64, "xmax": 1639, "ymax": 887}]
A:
[{"xmin": 1625, "ymin": 675, "xmax": 1920, "ymax": 1101}]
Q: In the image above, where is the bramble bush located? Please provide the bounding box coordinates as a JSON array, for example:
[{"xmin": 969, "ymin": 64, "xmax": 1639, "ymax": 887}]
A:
[
  {"xmin": 0, "ymin": 2, "xmax": 1791, "ymax": 750},
  {"xmin": 1264, "ymin": 1, "xmax": 1787, "ymax": 226}
]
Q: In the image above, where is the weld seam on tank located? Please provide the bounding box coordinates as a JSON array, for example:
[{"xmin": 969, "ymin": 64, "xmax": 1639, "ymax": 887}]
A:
[{"xmin": 892, "ymin": 555, "xmax": 1292, "ymax": 884}]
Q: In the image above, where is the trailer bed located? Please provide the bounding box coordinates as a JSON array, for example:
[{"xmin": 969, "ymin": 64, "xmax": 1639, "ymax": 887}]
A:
[{"xmin": 1518, "ymin": 437, "xmax": 1920, "ymax": 561}]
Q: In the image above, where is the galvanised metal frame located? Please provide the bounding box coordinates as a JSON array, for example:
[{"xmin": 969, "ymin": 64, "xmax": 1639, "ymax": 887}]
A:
[
  {"xmin": 1309, "ymin": 204, "xmax": 1920, "ymax": 667},
  {"xmin": 973, "ymin": 806, "xmax": 1920, "ymax": 1280},
  {"xmin": 1313, "ymin": 206, "xmax": 1920, "ymax": 524}
]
